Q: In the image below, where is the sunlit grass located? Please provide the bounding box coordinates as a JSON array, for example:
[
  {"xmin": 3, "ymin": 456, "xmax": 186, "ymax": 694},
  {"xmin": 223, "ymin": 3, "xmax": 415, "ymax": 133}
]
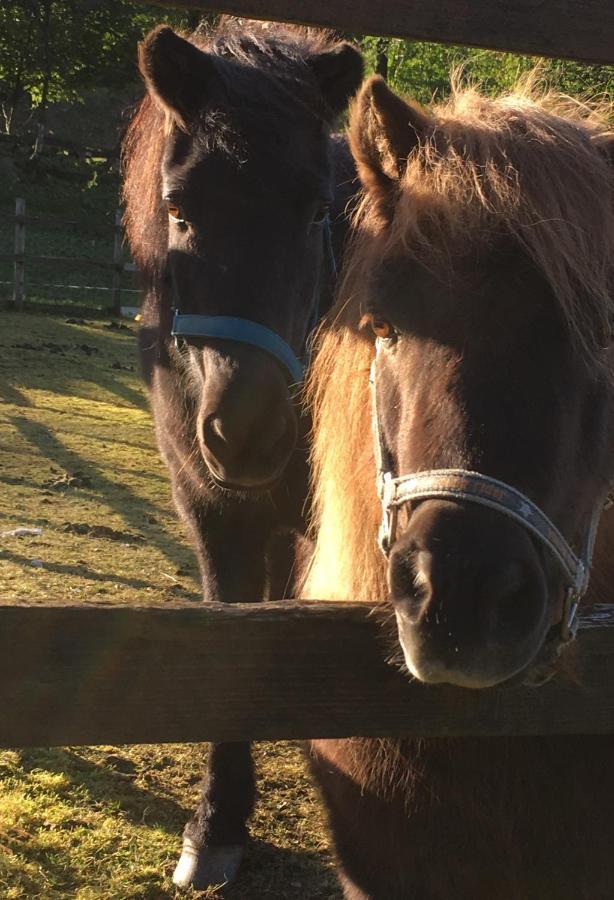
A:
[{"xmin": 0, "ymin": 311, "xmax": 339, "ymax": 899}]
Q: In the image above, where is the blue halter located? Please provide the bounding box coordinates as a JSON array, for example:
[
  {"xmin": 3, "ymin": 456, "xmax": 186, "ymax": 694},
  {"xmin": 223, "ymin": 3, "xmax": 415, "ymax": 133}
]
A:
[
  {"xmin": 172, "ymin": 314, "xmax": 304, "ymax": 384},
  {"xmin": 170, "ymin": 217, "xmax": 336, "ymax": 385}
]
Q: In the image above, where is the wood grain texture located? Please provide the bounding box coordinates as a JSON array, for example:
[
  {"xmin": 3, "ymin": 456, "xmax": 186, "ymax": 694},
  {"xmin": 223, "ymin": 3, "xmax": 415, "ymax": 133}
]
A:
[
  {"xmin": 2, "ymin": 602, "xmax": 614, "ymax": 748},
  {"xmin": 133, "ymin": 0, "xmax": 614, "ymax": 64}
]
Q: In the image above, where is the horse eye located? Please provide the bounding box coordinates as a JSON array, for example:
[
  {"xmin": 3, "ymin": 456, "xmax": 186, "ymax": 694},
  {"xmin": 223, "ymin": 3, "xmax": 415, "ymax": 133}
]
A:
[
  {"xmin": 167, "ymin": 204, "xmax": 185, "ymax": 224},
  {"xmin": 369, "ymin": 315, "xmax": 394, "ymax": 339},
  {"xmin": 312, "ymin": 202, "xmax": 331, "ymax": 227}
]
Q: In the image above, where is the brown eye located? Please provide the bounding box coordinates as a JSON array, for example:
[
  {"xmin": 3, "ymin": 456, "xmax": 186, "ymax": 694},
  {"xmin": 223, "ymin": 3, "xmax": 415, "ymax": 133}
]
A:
[
  {"xmin": 360, "ymin": 313, "xmax": 394, "ymax": 338},
  {"xmin": 167, "ymin": 204, "xmax": 185, "ymax": 223}
]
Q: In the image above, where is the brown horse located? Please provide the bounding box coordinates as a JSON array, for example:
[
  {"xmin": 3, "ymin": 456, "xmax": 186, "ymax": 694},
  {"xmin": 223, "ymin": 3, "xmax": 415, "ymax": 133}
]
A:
[
  {"xmin": 122, "ymin": 18, "xmax": 362, "ymax": 889},
  {"xmin": 305, "ymin": 75, "xmax": 614, "ymax": 899}
]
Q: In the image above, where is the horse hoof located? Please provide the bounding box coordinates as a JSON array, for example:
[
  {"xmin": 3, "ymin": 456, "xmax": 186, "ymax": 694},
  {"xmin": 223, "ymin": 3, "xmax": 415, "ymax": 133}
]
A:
[{"xmin": 172, "ymin": 838, "xmax": 244, "ymax": 890}]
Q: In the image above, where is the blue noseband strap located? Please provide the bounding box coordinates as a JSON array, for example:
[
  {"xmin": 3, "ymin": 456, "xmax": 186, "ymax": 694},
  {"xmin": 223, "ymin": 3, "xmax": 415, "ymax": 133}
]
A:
[
  {"xmin": 170, "ymin": 216, "xmax": 337, "ymax": 384},
  {"xmin": 171, "ymin": 313, "xmax": 305, "ymax": 384}
]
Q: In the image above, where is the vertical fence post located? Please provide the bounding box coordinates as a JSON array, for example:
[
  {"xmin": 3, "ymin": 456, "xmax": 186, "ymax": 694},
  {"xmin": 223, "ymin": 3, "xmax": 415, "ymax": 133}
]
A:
[
  {"xmin": 111, "ymin": 208, "xmax": 122, "ymax": 317},
  {"xmin": 13, "ymin": 198, "xmax": 25, "ymax": 310}
]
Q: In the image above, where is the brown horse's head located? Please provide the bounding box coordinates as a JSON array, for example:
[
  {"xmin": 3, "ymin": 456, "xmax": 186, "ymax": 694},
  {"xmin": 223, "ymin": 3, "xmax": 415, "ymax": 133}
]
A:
[
  {"xmin": 123, "ymin": 21, "xmax": 362, "ymax": 489},
  {"xmin": 307, "ymin": 76, "xmax": 614, "ymax": 688}
]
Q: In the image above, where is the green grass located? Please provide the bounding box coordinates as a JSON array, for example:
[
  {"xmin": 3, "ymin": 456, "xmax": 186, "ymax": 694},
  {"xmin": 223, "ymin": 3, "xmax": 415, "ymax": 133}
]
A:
[{"xmin": 0, "ymin": 310, "xmax": 340, "ymax": 899}]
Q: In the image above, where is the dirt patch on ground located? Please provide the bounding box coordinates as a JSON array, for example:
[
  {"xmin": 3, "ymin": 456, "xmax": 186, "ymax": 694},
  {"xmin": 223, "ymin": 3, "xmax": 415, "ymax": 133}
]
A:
[{"xmin": 60, "ymin": 522, "xmax": 145, "ymax": 543}]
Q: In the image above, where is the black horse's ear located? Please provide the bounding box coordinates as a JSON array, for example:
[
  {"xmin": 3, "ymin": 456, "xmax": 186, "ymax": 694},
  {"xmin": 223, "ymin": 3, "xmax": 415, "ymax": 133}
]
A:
[
  {"xmin": 350, "ymin": 76, "xmax": 432, "ymax": 193},
  {"xmin": 139, "ymin": 26, "xmax": 216, "ymax": 128},
  {"xmin": 308, "ymin": 43, "xmax": 364, "ymax": 118}
]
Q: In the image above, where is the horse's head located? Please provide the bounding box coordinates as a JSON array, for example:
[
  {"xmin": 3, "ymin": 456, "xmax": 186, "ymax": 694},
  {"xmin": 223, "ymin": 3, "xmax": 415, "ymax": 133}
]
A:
[
  {"xmin": 346, "ymin": 76, "xmax": 614, "ymax": 687},
  {"xmin": 127, "ymin": 23, "xmax": 362, "ymax": 490}
]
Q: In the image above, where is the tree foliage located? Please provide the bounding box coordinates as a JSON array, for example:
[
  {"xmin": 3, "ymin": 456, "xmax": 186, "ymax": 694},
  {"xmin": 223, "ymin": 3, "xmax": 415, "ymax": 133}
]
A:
[
  {"xmin": 0, "ymin": 1, "xmax": 197, "ymax": 134},
  {"xmin": 359, "ymin": 36, "xmax": 614, "ymax": 105}
]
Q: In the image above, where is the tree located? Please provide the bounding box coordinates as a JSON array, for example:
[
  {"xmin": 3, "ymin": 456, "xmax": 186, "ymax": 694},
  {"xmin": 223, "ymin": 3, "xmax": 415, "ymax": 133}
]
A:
[
  {"xmin": 358, "ymin": 36, "xmax": 614, "ymax": 105},
  {"xmin": 0, "ymin": 1, "xmax": 200, "ymax": 136}
]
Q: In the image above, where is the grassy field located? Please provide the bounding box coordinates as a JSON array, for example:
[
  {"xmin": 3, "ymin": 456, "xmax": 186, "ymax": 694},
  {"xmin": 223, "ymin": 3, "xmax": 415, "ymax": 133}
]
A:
[{"xmin": 0, "ymin": 310, "xmax": 340, "ymax": 899}]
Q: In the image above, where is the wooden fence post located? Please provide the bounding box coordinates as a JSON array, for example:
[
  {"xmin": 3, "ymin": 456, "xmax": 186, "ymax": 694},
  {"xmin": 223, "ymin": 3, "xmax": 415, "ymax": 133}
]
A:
[
  {"xmin": 13, "ymin": 198, "xmax": 25, "ymax": 310},
  {"xmin": 111, "ymin": 208, "xmax": 122, "ymax": 316}
]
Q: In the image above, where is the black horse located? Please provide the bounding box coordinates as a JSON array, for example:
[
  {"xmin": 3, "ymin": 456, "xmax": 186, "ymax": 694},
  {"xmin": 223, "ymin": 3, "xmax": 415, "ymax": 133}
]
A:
[{"xmin": 122, "ymin": 18, "xmax": 363, "ymax": 890}]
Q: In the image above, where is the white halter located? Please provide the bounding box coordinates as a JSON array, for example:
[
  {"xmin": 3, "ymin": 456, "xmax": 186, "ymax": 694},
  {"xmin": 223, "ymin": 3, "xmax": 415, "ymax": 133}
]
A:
[{"xmin": 369, "ymin": 338, "xmax": 607, "ymax": 644}]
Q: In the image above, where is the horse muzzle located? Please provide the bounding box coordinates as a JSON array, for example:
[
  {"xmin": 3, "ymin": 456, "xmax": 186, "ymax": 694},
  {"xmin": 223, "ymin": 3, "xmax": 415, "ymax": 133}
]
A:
[
  {"xmin": 199, "ymin": 399, "xmax": 298, "ymax": 490},
  {"xmin": 388, "ymin": 500, "xmax": 553, "ymax": 688}
]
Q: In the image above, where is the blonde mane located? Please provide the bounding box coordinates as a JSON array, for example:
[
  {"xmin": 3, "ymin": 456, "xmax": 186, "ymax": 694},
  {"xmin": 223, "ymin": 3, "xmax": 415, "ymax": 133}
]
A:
[{"xmin": 304, "ymin": 78, "xmax": 614, "ymax": 605}]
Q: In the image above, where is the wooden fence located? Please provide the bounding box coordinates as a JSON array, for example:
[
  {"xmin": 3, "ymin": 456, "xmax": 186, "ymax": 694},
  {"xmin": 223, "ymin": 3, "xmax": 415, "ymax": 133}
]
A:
[
  {"xmin": 2, "ymin": 601, "xmax": 614, "ymax": 748},
  {"xmin": 146, "ymin": 0, "xmax": 614, "ymax": 64},
  {"xmin": 3, "ymin": 0, "xmax": 613, "ymax": 751},
  {"xmin": 3, "ymin": 199, "xmax": 138, "ymax": 315},
  {"xmin": 0, "ymin": 132, "xmax": 118, "ymax": 162}
]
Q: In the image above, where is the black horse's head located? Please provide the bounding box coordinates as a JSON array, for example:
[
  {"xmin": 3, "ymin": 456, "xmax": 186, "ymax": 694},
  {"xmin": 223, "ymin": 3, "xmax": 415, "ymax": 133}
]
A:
[{"xmin": 127, "ymin": 22, "xmax": 363, "ymax": 490}]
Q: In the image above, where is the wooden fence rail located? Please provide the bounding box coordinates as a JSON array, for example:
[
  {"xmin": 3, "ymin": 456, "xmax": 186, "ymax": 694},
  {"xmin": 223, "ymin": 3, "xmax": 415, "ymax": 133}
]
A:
[
  {"xmin": 0, "ymin": 132, "xmax": 117, "ymax": 161},
  {"xmin": 6, "ymin": 198, "xmax": 138, "ymax": 315},
  {"xmin": 142, "ymin": 0, "xmax": 614, "ymax": 65},
  {"xmin": 2, "ymin": 601, "xmax": 614, "ymax": 749}
]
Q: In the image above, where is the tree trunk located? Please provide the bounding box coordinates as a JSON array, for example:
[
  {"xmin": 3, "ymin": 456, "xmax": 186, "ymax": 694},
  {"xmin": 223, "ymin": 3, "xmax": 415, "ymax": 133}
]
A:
[
  {"xmin": 31, "ymin": 0, "xmax": 52, "ymax": 158},
  {"xmin": 2, "ymin": 11, "xmax": 36, "ymax": 135}
]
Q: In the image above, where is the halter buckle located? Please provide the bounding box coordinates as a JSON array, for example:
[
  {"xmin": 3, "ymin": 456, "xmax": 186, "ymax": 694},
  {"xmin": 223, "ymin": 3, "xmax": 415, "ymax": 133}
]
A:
[
  {"xmin": 377, "ymin": 473, "xmax": 399, "ymax": 555},
  {"xmin": 379, "ymin": 505, "xmax": 398, "ymax": 556},
  {"xmin": 561, "ymin": 587, "xmax": 580, "ymax": 643}
]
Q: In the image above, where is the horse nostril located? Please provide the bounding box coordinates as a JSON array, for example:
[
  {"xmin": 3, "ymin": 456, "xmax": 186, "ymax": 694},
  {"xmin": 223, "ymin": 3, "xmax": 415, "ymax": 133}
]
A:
[
  {"xmin": 389, "ymin": 549, "xmax": 433, "ymax": 624},
  {"xmin": 259, "ymin": 411, "xmax": 288, "ymax": 454},
  {"xmin": 210, "ymin": 416, "xmax": 226, "ymax": 443},
  {"xmin": 487, "ymin": 559, "xmax": 539, "ymax": 639},
  {"xmin": 199, "ymin": 401, "xmax": 297, "ymax": 487},
  {"xmin": 202, "ymin": 414, "xmax": 240, "ymax": 466}
]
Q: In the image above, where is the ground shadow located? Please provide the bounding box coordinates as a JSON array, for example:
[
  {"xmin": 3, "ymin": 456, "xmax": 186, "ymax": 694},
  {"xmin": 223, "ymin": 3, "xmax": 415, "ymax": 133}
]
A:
[
  {"xmin": 0, "ymin": 548, "xmax": 200, "ymax": 599},
  {"xmin": 0, "ymin": 377, "xmax": 32, "ymax": 407},
  {"xmin": 18, "ymin": 747, "xmax": 189, "ymax": 832},
  {"xmin": 3, "ymin": 747, "xmax": 190, "ymax": 897},
  {"xmin": 7, "ymin": 414, "xmax": 190, "ymax": 571},
  {"xmin": 76, "ymin": 366, "xmax": 147, "ymax": 411},
  {"xmin": 217, "ymin": 837, "xmax": 342, "ymax": 900}
]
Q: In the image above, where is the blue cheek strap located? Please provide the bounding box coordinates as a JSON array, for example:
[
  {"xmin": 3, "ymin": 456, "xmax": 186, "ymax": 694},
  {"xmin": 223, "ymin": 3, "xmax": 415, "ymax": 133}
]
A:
[
  {"xmin": 171, "ymin": 313, "xmax": 305, "ymax": 385},
  {"xmin": 170, "ymin": 216, "xmax": 336, "ymax": 386}
]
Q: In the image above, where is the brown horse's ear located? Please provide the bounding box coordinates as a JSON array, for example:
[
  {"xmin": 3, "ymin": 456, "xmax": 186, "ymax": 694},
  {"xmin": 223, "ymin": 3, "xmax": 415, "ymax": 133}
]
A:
[
  {"xmin": 350, "ymin": 76, "xmax": 431, "ymax": 193},
  {"xmin": 139, "ymin": 26, "xmax": 217, "ymax": 128},
  {"xmin": 308, "ymin": 43, "xmax": 364, "ymax": 119}
]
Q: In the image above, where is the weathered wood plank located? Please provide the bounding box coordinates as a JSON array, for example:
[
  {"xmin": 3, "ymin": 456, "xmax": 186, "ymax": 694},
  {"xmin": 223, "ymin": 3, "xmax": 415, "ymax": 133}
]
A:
[
  {"xmin": 1, "ymin": 602, "xmax": 614, "ymax": 748},
  {"xmin": 136, "ymin": 0, "xmax": 614, "ymax": 65}
]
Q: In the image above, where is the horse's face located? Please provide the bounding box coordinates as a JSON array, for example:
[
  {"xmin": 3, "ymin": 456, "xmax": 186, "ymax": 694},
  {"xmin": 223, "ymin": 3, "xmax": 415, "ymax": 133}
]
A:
[
  {"xmin": 139, "ymin": 27, "xmax": 362, "ymax": 489},
  {"xmin": 351, "ymin": 78, "xmax": 614, "ymax": 687}
]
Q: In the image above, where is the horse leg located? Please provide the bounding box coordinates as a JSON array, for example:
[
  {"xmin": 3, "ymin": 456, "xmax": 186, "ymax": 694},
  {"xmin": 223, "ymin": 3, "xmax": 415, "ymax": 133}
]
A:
[
  {"xmin": 173, "ymin": 504, "xmax": 273, "ymax": 890},
  {"xmin": 173, "ymin": 742, "xmax": 255, "ymax": 889}
]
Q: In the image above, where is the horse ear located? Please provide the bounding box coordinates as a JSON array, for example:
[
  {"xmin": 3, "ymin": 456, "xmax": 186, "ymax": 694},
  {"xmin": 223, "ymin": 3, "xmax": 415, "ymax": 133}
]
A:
[
  {"xmin": 308, "ymin": 43, "xmax": 364, "ymax": 118},
  {"xmin": 595, "ymin": 134, "xmax": 614, "ymax": 168},
  {"xmin": 350, "ymin": 75, "xmax": 431, "ymax": 193},
  {"xmin": 139, "ymin": 26, "xmax": 216, "ymax": 128}
]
